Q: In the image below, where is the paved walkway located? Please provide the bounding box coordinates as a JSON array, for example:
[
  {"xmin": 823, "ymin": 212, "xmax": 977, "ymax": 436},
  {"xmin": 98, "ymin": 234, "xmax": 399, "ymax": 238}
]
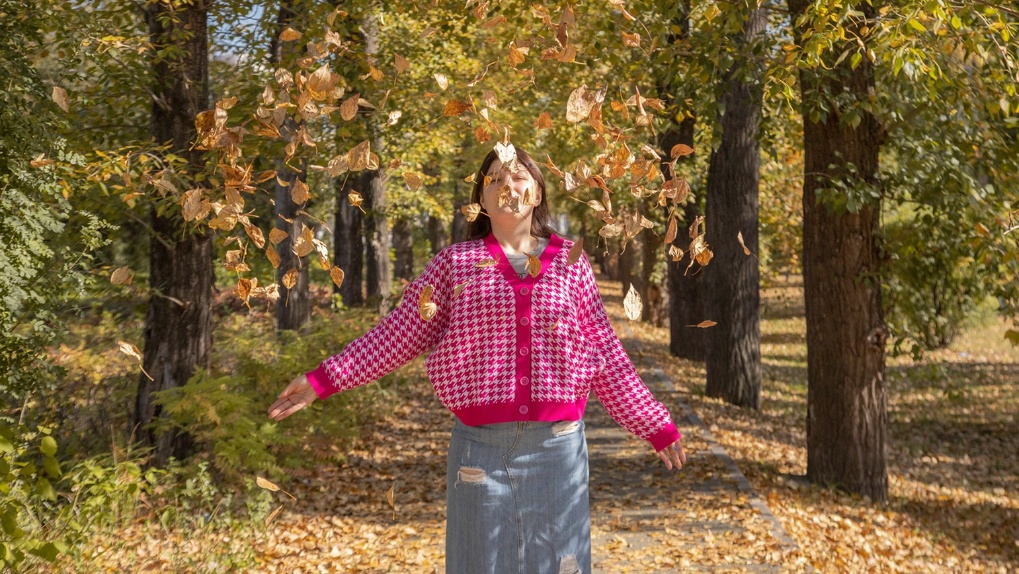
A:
[{"xmin": 588, "ymin": 281, "xmax": 802, "ymax": 572}]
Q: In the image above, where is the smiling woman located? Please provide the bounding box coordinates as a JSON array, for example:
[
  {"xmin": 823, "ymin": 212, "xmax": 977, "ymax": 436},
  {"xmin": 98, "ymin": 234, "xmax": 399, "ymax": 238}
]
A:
[{"xmin": 267, "ymin": 143, "xmax": 686, "ymax": 574}]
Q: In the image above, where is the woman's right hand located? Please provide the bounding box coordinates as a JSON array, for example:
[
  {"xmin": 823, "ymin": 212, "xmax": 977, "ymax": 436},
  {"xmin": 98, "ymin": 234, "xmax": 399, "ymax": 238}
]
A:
[{"xmin": 267, "ymin": 374, "xmax": 319, "ymax": 421}]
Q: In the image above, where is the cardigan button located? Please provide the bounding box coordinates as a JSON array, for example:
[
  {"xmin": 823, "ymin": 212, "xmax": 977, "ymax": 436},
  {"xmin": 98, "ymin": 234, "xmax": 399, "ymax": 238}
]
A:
[
  {"xmin": 519, "ymin": 317, "xmax": 530, "ymax": 326},
  {"xmin": 519, "ymin": 376, "xmax": 530, "ymax": 386},
  {"xmin": 518, "ymin": 405, "xmax": 529, "ymax": 415},
  {"xmin": 519, "ymin": 347, "xmax": 529, "ymax": 356},
  {"xmin": 519, "ymin": 286, "xmax": 530, "ymax": 296}
]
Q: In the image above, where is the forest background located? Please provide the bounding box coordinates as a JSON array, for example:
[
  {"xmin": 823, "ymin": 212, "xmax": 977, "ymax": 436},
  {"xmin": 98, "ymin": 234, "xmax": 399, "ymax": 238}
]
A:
[{"xmin": 0, "ymin": 0, "xmax": 1017, "ymax": 571}]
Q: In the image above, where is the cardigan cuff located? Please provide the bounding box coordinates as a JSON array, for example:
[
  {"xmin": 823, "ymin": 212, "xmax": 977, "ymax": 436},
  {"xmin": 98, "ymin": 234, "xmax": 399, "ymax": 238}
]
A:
[
  {"xmin": 304, "ymin": 364, "xmax": 338, "ymax": 399},
  {"xmin": 647, "ymin": 421, "xmax": 681, "ymax": 452}
]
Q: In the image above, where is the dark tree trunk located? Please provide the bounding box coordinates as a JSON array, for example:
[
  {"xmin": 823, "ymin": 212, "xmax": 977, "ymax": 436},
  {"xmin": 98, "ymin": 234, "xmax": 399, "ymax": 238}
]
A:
[
  {"xmin": 659, "ymin": 0, "xmax": 706, "ymax": 361},
  {"xmin": 392, "ymin": 216, "xmax": 414, "ymax": 281},
  {"xmin": 334, "ymin": 176, "xmax": 364, "ymax": 306},
  {"xmin": 641, "ymin": 226, "xmax": 666, "ymax": 327},
  {"xmin": 361, "ymin": 166, "xmax": 391, "ymax": 313},
  {"xmin": 703, "ymin": 5, "xmax": 765, "ymax": 409},
  {"xmin": 272, "ymin": 1, "xmax": 310, "ymax": 332},
  {"xmin": 618, "ymin": 236, "xmax": 635, "ymax": 293},
  {"xmin": 428, "ymin": 214, "xmax": 446, "ymax": 255},
  {"xmin": 274, "ymin": 159, "xmax": 310, "ymax": 331},
  {"xmin": 789, "ymin": 0, "xmax": 888, "ymax": 501},
  {"xmin": 135, "ymin": 0, "xmax": 212, "ymax": 466}
]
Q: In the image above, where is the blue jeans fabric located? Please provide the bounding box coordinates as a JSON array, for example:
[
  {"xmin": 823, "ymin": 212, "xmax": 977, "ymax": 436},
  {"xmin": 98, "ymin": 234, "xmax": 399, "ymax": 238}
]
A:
[{"xmin": 445, "ymin": 418, "xmax": 591, "ymax": 574}]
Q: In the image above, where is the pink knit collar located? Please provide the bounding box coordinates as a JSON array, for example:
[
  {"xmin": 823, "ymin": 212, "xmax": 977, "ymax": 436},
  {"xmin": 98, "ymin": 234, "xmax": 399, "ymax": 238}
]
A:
[{"xmin": 482, "ymin": 231, "xmax": 564, "ymax": 285}]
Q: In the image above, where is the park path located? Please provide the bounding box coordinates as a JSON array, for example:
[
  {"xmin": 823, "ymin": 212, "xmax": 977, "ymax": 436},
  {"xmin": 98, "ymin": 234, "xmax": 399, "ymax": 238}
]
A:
[{"xmin": 257, "ymin": 276, "xmax": 803, "ymax": 573}]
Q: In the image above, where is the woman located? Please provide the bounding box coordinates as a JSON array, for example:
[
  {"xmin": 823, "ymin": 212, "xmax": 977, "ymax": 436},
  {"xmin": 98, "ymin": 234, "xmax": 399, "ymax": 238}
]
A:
[{"xmin": 267, "ymin": 145, "xmax": 686, "ymax": 574}]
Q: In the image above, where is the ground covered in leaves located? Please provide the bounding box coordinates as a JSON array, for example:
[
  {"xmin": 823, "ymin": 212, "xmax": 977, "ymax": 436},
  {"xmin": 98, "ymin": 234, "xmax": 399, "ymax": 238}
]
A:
[{"xmin": 64, "ymin": 275, "xmax": 1017, "ymax": 573}]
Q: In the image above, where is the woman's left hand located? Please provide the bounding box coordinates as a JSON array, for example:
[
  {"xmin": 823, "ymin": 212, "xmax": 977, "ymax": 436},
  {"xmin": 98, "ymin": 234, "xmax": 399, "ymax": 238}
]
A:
[{"xmin": 657, "ymin": 439, "xmax": 686, "ymax": 470}]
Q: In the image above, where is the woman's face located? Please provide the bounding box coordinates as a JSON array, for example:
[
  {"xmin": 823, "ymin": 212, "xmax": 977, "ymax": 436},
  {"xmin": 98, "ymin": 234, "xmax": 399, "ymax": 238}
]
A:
[{"xmin": 479, "ymin": 158, "xmax": 542, "ymax": 223}]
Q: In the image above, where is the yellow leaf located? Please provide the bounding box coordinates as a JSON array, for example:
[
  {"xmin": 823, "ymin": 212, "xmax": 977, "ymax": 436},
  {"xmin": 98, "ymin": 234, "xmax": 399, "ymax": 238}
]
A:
[
  {"xmin": 111, "ymin": 266, "xmax": 133, "ymax": 285},
  {"xmin": 690, "ymin": 320, "xmax": 717, "ymax": 328},
  {"xmin": 269, "ymin": 228, "xmax": 289, "ymax": 245},
  {"xmin": 282, "ymin": 268, "xmax": 298, "ymax": 289},
  {"xmin": 51, "ymin": 86, "xmax": 69, "ymax": 112},
  {"xmin": 566, "ymin": 237, "xmax": 584, "ymax": 266},
  {"xmin": 524, "ymin": 253, "xmax": 541, "ymax": 278},
  {"xmin": 340, "ymin": 93, "xmax": 360, "ymax": 121},
  {"xmin": 453, "ymin": 279, "xmax": 473, "ymax": 298},
  {"xmin": 671, "ymin": 143, "xmax": 694, "ymax": 158},
  {"xmin": 623, "ymin": 284, "xmax": 642, "ymax": 321},
  {"xmin": 533, "ymin": 112, "xmax": 552, "ymax": 129},
  {"xmin": 117, "ymin": 340, "xmax": 142, "ymax": 362},
  {"xmin": 290, "ymin": 178, "xmax": 310, "ymax": 204},
  {"xmin": 368, "ymin": 64, "xmax": 384, "ymax": 82},
  {"xmin": 475, "ymin": 257, "xmax": 499, "ymax": 268},
  {"xmin": 394, "ymin": 54, "xmax": 410, "ymax": 74},
  {"xmin": 330, "ymin": 266, "xmax": 345, "ymax": 288},
  {"xmin": 279, "ymin": 27, "xmax": 302, "ymax": 41},
  {"xmin": 443, "ymin": 99, "xmax": 473, "ymax": 117},
  {"xmin": 347, "ymin": 140, "xmax": 372, "ymax": 171},
  {"xmin": 348, "ymin": 191, "xmax": 364, "ymax": 210},
  {"xmin": 238, "ymin": 278, "xmax": 252, "ymax": 306},
  {"xmin": 266, "ymin": 244, "xmax": 281, "ymax": 268},
  {"xmin": 403, "ymin": 172, "xmax": 423, "ymax": 191},
  {"xmin": 621, "ymin": 31, "xmax": 641, "ymax": 47},
  {"xmin": 507, "ymin": 42, "xmax": 526, "ymax": 67},
  {"xmin": 293, "ymin": 226, "xmax": 314, "ymax": 258},
  {"xmin": 244, "ymin": 223, "xmax": 266, "ymax": 249},
  {"xmin": 418, "ymin": 285, "xmax": 438, "ymax": 321},
  {"xmin": 461, "ymin": 203, "xmax": 482, "ymax": 222}
]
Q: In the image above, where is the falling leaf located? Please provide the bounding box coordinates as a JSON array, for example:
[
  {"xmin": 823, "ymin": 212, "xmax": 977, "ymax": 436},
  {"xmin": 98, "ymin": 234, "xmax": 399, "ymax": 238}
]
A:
[
  {"xmin": 367, "ymin": 64, "xmax": 384, "ymax": 82},
  {"xmin": 340, "ymin": 94, "xmax": 360, "ymax": 121},
  {"xmin": 293, "ymin": 226, "xmax": 314, "ymax": 258},
  {"xmin": 282, "ymin": 268, "xmax": 298, "ymax": 290},
  {"xmin": 117, "ymin": 340, "xmax": 142, "ymax": 361},
  {"xmin": 386, "ymin": 110, "xmax": 402, "ymax": 126},
  {"xmin": 671, "ymin": 143, "xmax": 694, "ymax": 158},
  {"xmin": 482, "ymin": 90, "xmax": 497, "ymax": 108},
  {"xmin": 269, "ymin": 228, "xmax": 289, "ymax": 245},
  {"xmin": 265, "ymin": 504, "xmax": 284, "ymax": 527},
  {"xmin": 238, "ymin": 278, "xmax": 252, "ymax": 307},
  {"xmin": 30, "ymin": 154, "xmax": 54, "ymax": 168},
  {"xmin": 51, "ymin": 86, "xmax": 69, "ymax": 112},
  {"xmin": 442, "ymin": 99, "xmax": 473, "ymax": 116},
  {"xmin": 507, "ymin": 42, "xmax": 526, "ymax": 67},
  {"xmin": 474, "ymin": 126, "xmax": 491, "ymax": 143},
  {"xmin": 475, "ymin": 257, "xmax": 499, "ymax": 268},
  {"xmin": 348, "ymin": 191, "xmax": 365, "ymax": 211},
  {"xmin": 279, "ymin": 27, "xmax": 302, "ymax": 41},
  {"xmin": 453, "ymin": 279, "xmax": 473, "ymax": 298},
  {"xmin": 668, "ymin": 244, "xmax": 684, "ymax": 262},
  {"xmin": 461, "ymin": 203, "xmax": 482, "ymax": 222},
  {"xmin": 567, "ymin": 237, "xmax": 584, "ymax": 265},
  {"xmin": 111, "ymin": 266, "xmax": 134, "ymax": 286},
  {"xmin": 525, "ymin": 253, "xmax": 541, "ymax": 277},
  {"xmin": 494, "ymin": 141, "xmax": 517, "ymax": 168},
  {"xmin": 665, "ymin": 216, "xmax": 678, "ymax": 244},
  {"xmin": 244, "ymin": 223, "xmax": 266, "ymax": 249},
  {"xmin": 386, "ymin": 484, "xmax": 396, "ymax": 520},
  {"xmin": 418, "ymin": 285, "xmax": 438, "ymax": 321},
  {"xmin": 623, "ymin": 284, "xmax": 642, "ymax": 321},
  {"xmin": 533, "ymin": 112, "xmax": 552, "ymax": 129},
  {"xmin": 737, "ymin": 231, "xmax": 757, "ymax": 259},
  {"xmin": 330, "ymin": 266, "xmax": 345, "ymax": 289},
  {"xmin": 434, "ymin": 73, "xmax": 449, "ymax": 90},
  {"xmin": 266, "ymin": 244, "xmax": 281, "ymax": 268},
  {"xmin": 291, "ymin": 178, "xmax": 310, "ymax": 205},
  {"xmin": 545, "ymin": 316, "xmax": 561, "ymax": 331},
  {"xmin": 566, "ymin": 84, "xmax": 607, "ymax": 123},
  {"xmin": 394, "ymin": 54, "xmax": 410, "ymax": 73},
  {"xmin": 181, "ymin": 189, "xmax": 210, "ymax": 222},
  {"xmin": 689, "ymin": 320, "xmax": 717, "ymax": 328},
  {"xmin": 599, "ymin": 223, "xmax": 624, "ymax": 238},
  {"xmin": 621, "ymin": 31, "xmax": 641, "ymax": 46},
  {"xmin": 403, "ymin": 172, "xmax": 423, "ymax": 191},
  {"xmin": 347, "ymin": 140, "xmax": 372, "ymax": 171}
]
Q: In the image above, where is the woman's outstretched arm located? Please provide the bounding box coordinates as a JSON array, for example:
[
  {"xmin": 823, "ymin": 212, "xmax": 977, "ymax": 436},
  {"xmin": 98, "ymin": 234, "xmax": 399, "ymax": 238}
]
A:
[{"xmin": 267, "ymin": 250, "xmax": 452, "ymax": 420}]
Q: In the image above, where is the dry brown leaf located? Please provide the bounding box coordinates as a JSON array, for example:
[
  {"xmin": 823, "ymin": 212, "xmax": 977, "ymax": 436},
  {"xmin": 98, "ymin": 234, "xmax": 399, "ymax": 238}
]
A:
[
  {"xmin": 291, "ymin": 178, "xmax": 310, "ymax": 204},
  {"xmin": 293, "ymin": 226, "xmax": 314, "ymax": 258},
  {"xmin": 403, "ymin": 172, "xmax": 423, "ymax": 191},
  {"xmin": 737, "ymin": 231, "xmax": 758, "ymax": 259},
  {"xmin": 623, "ymin": 284, "xmax": 642, "ymax": 321},
  {"xmin": 282, "ymin": 268, "xmax": 298, "ymax": 289},
  {"xmin": 394, "ymin": 54, "xmax": 410, "ymax": 74},
  {"xmin": 418, "ymin": 285, "xmax": 438, "ymax": 321},
  {"xmin": 567, "ymin": 237, "xmax": 584, "ymax": 266},
  {"xmin": 461, "ymin": 203, "xmax": 482, "ymax": 222},
  {"xmin": 689, "ymin": 320, "xmax": 717, "ymax": 328},
  {"xmin": 51, "ymin": 86, "xmax": 69, "ymax": 112},
  {"xmin": 265, "ymin": 504, "xmax": 284, "ymax": 527},
  {"xmin": 330, "ymin": 266, "xmax": 345, "ymax": 289},
  {"xmin": 237, "ymin": 278, "xmax": 251, "ymax": 307},
  {"xmin": 599, "ymin": 223, "xmax": 624, "ymax": 238},
  {"xmin": 117, "ymin": 340, "xmax": 142, "ymax": 362},
  {"xmin": 533, "ymin": 112, "xmax": 552, "ymax": 129},
  {"xmin": 266, "ymin": 244, "xmax": 281, "ymax": 269},
  {"xmin": 475, "ymin": 257, "xmax": 499, "ymax": 268},
  {"xmin": 621, "ymin": 31, "xmax": 641, "ymax": 47},
  {"xmin": 111, "ymin": 266, "xmax": 133, "ymax": 286},
  {"xmin": 244, "ymin": 223, "xmax": 266, "ymax": 249},
  {"xmin": 671, "ymin": 143, "xmax": 694, "ymax": 158},
  {"xmin": 474, "ymin": 126, "xmax": 491, "ymax": 143},
  {"xmin": 434, "ymin": 73, "xmax": 449, "ymax": 90},
  {"xmin": 347, "ymin": 140, "xmax": 372, "ymax": 171},
  {"xmin": 566, "ymin": 84, "xmax": 607, "ymax": 123},
  {"xmin": 348, "ymin": 191, "xmax": 364, "ymax": 211},
  {"xmin": 442, "ymin": 99, "xmax": 473, "ymax": 117},
  {"xmin": 525, "ymin": 253, "xmax": 541, "ymax": 278},
  {"xmin": 665, "ymin": 216, "xmax": 678, "ymax": 245},
  {"xmin": 269, "ymin": 227, "xmax": 288, "ymax": 245},
  {"xmin": 453, "ymin": 279, "xmax": 473, "ymax": 298},
  {"xmin": 340, "ymin": 93, "xmax": 360, "ymax": 121},
  {"xmin": 279, "ymin": 27, "xmax": 302, "ymax": 41},
  {"xmin": 668, "ymin": 244, "xmax": 684, "ymax": 262}
]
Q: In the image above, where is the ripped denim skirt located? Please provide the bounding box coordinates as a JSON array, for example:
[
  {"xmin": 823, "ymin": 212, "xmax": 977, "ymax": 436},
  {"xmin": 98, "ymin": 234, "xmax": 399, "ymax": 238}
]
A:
[{"xmin": 445, "ymin": 418, "xmax": 590, "ymax": 574}]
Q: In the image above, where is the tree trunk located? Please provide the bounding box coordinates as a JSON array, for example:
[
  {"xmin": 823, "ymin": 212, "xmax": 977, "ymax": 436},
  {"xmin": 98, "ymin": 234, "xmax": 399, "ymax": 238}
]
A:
[
  {"xmin": 334, "ymin": 175, "xmax": 364, "ymax": 306},
  {"xmin": 618, "ymin": 236, "xmax": 636, "ymax": 294},
  {"xmin": 272, "ymin": 1, "xmax": 310, "ymax": 332},
  {"xmin": 392, "ymin": 216, "xmax": 414, "ymax": 281},
  {"xmin": 789, "ymin": 0, "xmax": 888, "ymax": 501},
  {"xmin": 641, "ymin": 226, "xmax": 665, "ymax": 327},
  {"xmin": 274, "ymin": 158, "xmax": 310, "ymax": 331},
  {"xmin": 703, "ymin": 5, "xmax": 765, "ymax": 409},
  {"xmin": 361, "ymin": 166, "xmax": 391, "ymax": 313},
  {"xmin": 659, "ymin": 0, "xmax": 706, "ymax": 361},
  {"xmin": 428, "ymin": 214, "xmax": 446, "ymax": 255},
  {"xmin": 135, "ymin": 0, "xmax": 212, "ymax": 466}
]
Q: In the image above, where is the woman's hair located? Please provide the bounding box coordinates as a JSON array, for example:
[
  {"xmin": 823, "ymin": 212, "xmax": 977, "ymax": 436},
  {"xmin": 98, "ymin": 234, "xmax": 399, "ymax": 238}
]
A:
[{"xmin": 465, "ymin": 147, "xmax": 558, "ymax": 241}]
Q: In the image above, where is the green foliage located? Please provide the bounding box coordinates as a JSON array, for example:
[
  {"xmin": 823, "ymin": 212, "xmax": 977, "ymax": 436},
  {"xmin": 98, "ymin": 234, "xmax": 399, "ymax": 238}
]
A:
[{"xmin": 149, "ymin": 309, "xmax": 402, "ymax": 485}]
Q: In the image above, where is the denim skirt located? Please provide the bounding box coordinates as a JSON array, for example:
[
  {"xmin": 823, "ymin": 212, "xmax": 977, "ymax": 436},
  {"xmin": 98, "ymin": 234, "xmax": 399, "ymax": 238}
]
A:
[{"xmin": 445, "ymin": 418, "xmax": 591, "ymax": 574}]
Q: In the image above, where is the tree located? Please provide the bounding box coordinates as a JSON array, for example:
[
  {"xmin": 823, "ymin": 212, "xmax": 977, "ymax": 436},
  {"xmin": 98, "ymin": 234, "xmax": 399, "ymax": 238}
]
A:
[
  {"xmin": 703, "ymin": 4, "xmax": 767, "ymax": 409},
  {"xmin": 787, "ymin": 0, "xmax": 888, "ymax": 501},
  {"xmin": 133, "ymin": 0, "xmax": 214, "ymax": 466}
]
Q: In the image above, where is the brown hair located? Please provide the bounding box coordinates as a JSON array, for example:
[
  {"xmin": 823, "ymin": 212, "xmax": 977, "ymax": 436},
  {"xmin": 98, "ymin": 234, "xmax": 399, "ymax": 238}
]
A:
[{"xmin": 465, "ymin": 147, "xmax": 559, "ymax": 241}]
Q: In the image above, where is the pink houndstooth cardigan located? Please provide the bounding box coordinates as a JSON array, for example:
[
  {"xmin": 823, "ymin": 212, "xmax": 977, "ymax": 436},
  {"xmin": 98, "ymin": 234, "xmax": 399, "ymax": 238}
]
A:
[{"xmin": 305, "ymin": 232, "xmax": 680, "ymax": 451}]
